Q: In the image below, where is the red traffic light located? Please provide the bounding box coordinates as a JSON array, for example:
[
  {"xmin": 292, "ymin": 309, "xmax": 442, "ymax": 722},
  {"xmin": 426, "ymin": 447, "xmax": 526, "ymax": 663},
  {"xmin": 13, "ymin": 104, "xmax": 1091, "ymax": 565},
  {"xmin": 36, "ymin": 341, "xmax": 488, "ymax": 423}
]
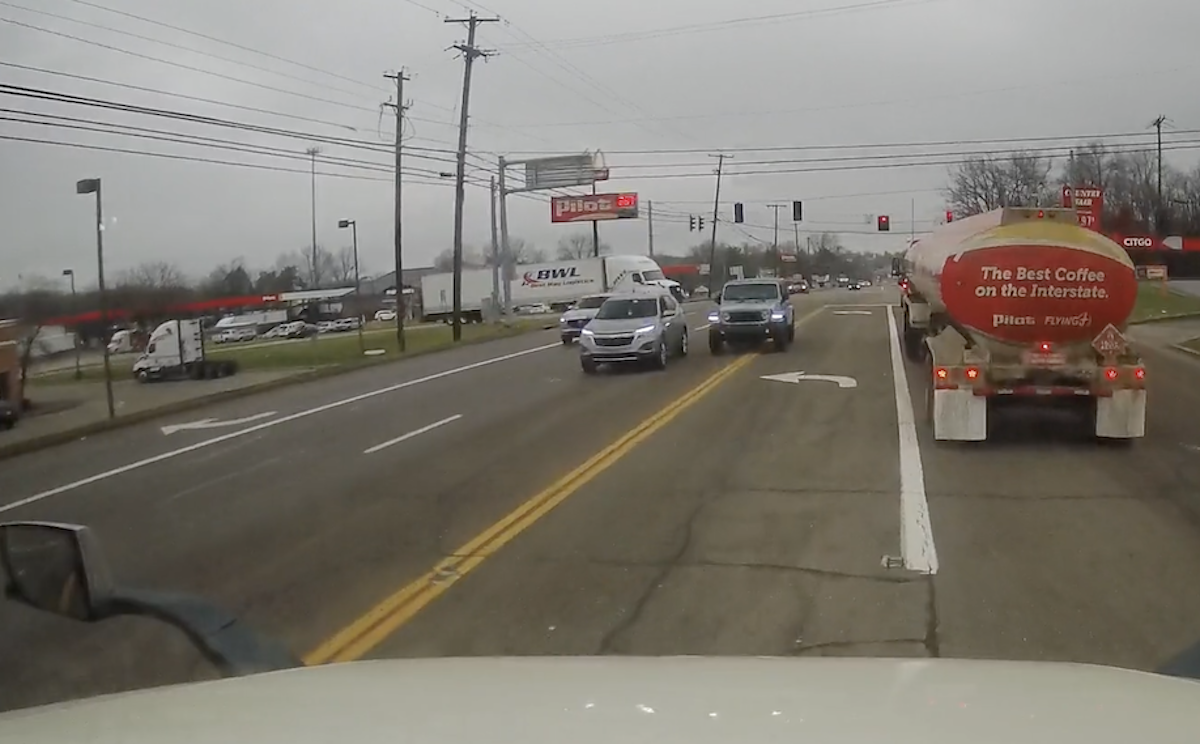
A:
[
  {"xmin": 945, "ymin": 210, "xmax": 953, "ymax": 223},
  {"xmin": 877, "ymin": 215, "xmax": 890, "ymax": 232}
]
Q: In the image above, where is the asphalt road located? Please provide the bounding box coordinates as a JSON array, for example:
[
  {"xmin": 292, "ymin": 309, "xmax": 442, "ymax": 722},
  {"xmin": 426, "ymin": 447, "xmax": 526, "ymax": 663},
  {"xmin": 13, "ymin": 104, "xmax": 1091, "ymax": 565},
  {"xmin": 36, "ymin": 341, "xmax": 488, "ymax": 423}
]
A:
[{"xmin": 4, "ymin": 288, "xmax": 1200, "ymax": 711}]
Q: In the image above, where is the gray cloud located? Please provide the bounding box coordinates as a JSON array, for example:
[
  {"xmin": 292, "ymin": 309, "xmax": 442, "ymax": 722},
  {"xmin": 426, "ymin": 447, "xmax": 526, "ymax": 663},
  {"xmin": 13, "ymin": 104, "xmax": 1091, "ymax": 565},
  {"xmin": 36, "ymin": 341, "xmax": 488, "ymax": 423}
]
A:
[{"xmin": 3, "ymin": 0, "xmax": 1199, "ymax": 290}]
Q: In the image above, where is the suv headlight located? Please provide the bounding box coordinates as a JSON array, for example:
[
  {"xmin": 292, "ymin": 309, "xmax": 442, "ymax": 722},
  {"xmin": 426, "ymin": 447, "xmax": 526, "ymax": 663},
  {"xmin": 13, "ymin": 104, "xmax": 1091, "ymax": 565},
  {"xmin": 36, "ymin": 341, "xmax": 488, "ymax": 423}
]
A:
[
  {"xmin": 707, "ymin": 311, "xmax": 719, "ymax": 322},
  {"xmin": 635, "ymin": 324, "xmax": 657, "ymax": 334},
  {"xmin": 770, "ymin": 311, "xmax": 786, "ymax": 321}
]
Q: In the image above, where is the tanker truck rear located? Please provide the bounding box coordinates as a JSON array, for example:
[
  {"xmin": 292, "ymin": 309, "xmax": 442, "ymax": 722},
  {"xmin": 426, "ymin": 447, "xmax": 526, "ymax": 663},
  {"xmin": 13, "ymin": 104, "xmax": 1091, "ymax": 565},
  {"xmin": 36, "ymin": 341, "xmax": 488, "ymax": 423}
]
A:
[{"xmin": 896, "ymin": 207, "xmax": 1144, "ymax": 442}]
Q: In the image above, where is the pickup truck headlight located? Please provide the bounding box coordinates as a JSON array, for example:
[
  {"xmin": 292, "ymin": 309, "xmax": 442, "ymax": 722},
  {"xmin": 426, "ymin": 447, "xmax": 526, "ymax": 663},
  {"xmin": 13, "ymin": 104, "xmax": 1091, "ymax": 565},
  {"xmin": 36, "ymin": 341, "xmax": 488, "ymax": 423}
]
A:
[
  {"xmin": 581, "ymin": 328, "xmax": 594, "ymax": 336},
  {"xmin": 770, "ymin": 311, "xmax": 786, "ymax": 321},
  {"xmin": 707, "ymin": 311, "xmax": 719, "ymax": 322}
]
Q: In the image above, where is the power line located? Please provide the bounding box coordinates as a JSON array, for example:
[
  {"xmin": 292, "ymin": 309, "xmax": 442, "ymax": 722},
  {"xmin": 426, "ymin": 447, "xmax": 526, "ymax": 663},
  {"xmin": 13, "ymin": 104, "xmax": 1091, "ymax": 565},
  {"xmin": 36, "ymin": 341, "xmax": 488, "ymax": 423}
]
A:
[
  {"xmin": 0, "ymin": 60, "xmax": 375, "ymax": 133},
  {"xmin": 0, "ymin": 17, "xmax": 386, "ymax": 115},
  {"xmin": 0, "ymin": 84, "xmax": 474, "ymax": 168},
  {"xmin": 64, "ymin": 0, "xmax": 384, "ymax": 93},
  {"xmin": 0, "ymin": 1, "xmax": 380, "ymax": 101},
  {"xmin": 492, "ymin": 0, "xmax": 930, "ymax": 51}
]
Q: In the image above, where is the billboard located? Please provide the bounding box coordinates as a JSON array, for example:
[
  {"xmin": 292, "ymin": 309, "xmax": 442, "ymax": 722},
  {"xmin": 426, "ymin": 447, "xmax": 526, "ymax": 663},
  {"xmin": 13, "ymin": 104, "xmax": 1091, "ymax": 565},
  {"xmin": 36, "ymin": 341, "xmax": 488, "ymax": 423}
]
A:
[
  {"xmin": 1062, "ymin": 186, "xmax": 1104, "ymax": 230},
  {"xmin": 551, "ymin": 193, "xmax": 639, "ymax": 223},
  {"xmin": 523, "ymin": 154, "xmax": 598, "ymax": 190}
]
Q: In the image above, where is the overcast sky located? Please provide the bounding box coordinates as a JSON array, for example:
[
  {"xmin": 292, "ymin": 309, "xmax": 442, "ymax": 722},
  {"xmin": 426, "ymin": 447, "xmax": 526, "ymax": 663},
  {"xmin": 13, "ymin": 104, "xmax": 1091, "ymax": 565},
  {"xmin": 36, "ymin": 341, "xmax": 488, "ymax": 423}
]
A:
[{"xmin": 2, "ymin": 0, "xmax": 1199, "ymax": 290}]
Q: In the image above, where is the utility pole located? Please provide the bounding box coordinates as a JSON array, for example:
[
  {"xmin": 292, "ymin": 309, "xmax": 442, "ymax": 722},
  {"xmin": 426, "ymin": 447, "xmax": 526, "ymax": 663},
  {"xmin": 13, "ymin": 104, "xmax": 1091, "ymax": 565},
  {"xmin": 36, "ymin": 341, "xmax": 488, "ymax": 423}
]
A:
[
  {"xmin": 591, "ymin": 180, "xmax": 600, "ymax": 257},
  {"xmin": 490, "ymin": 175, "xmax": 501, "ymax": 315},
  {"xmin": 707, "ymin": 153, "xmax": 730, "ymax": 294},
  {"xmin": 383, "ymin": 68, "xmax": 410, "ymax": 351},
  {"xmin": 446, "ymin": 11, "xmax": 498, "ymax": 342},
  {"xmin": 498, "ymin": 155, "xmax": 513, "ymax": 316},
  {"xmin": 306, "ymin": 147, "xmax": 321, "ymax": 289},
  {"xmin": 647, "ymin": 199, "xmax": 655, "ymax": 257},
  {"xmin": 767, "ymin": 203, "xmax": 786, "ymax": 276},
  {"xmin": 1151, "ymin": 114, "xmax": 1167, "ymax": 232}
]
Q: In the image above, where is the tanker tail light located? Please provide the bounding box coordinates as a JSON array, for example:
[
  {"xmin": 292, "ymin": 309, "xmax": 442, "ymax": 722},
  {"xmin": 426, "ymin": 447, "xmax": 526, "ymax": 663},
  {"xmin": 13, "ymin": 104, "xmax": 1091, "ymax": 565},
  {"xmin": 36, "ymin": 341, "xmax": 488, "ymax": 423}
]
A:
[
  {"xmin": 964, "ymin": 367, "xmax": 980, "ymax": 381},
  {"xmin": 1104, "ymin": 367, "xmax": 1119, "ymax": 381},
  {"xmin": 1135, "ymin": 367, "xmax": 1146, "ymax": 381}
]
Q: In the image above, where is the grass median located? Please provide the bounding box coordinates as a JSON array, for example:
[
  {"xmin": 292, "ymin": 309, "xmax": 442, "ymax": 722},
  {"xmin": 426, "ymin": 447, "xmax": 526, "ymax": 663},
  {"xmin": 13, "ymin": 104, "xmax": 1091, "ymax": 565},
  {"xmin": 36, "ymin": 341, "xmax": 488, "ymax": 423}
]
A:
[
  {"xmin": 30, "ymin": 319, "xmax": 551, "ymax": 386},
  {"xmin": 1129, "ymin": 282, "xmax": 1200, "ymax": 323}
]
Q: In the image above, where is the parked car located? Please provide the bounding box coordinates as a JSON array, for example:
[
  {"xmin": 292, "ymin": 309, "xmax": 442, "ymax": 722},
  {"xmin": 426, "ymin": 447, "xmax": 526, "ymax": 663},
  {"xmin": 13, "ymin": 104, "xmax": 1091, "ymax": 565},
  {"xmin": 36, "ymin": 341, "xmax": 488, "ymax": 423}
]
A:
[{"xmin": 375, "ymin": 309, "xmax": 397, "ymax": 322}]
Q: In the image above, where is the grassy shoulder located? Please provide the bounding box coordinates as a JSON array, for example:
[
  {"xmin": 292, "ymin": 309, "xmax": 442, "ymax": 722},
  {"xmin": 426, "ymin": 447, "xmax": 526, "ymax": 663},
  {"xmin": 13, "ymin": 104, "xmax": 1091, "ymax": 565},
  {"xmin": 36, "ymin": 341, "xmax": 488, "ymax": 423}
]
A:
[
  {"xmin": 30, "ymin": 319, "xmax": 549, "ymax": 386},
  {"xmin": 1129, "ymin": 282, "xmax": 1200, "ymax": 324}
]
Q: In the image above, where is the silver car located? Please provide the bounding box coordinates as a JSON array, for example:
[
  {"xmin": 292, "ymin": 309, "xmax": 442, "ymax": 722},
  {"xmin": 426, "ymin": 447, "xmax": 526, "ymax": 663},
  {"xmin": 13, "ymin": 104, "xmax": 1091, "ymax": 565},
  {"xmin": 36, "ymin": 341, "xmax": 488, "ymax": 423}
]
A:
[
  {"xmin": 579, "ymin": 292, "xmax": 688, "ymax": 374},
  {"xmin": 558, "ymin": 293, "xmax": 611, "ymax": 344}
]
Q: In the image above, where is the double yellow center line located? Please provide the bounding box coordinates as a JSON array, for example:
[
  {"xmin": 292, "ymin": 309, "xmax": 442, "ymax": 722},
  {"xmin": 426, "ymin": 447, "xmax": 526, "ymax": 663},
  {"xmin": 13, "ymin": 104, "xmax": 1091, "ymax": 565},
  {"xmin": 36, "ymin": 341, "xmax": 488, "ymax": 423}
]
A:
[{"xmin": 304, "ymin": 352, "xmax": 758, "ymax": 665}]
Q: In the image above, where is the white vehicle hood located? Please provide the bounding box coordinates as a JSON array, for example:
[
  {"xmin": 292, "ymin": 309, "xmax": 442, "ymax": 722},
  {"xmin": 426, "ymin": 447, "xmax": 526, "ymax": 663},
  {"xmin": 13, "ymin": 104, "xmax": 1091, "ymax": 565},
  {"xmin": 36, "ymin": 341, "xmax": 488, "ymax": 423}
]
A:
[{"xmin": 1, "ymin": 656, "xmax": 1197, "ymax": 743}]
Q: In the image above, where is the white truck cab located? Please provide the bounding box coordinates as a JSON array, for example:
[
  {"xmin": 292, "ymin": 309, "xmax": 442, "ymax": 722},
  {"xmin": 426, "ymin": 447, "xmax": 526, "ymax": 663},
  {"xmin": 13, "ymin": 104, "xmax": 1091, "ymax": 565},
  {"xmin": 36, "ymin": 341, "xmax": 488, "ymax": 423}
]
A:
[{"xmin": 132, "ymin": 320, "xmax": 237, "ymax": 382}]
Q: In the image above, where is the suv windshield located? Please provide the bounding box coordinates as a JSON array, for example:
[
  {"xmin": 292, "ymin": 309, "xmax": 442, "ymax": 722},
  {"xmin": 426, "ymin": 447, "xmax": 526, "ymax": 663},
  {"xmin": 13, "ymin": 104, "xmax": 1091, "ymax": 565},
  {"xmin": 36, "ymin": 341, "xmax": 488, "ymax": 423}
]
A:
[
  {"xmin": 575, "ymin": 295, "xmax": 608, "ymax": 310},
  {"xmin": 723, "ymin": 283, "xmax": 781, "ymax": 302},
  {"xmin": 595, "ymin": 298, "xmax": 659, "ymax": 319}
]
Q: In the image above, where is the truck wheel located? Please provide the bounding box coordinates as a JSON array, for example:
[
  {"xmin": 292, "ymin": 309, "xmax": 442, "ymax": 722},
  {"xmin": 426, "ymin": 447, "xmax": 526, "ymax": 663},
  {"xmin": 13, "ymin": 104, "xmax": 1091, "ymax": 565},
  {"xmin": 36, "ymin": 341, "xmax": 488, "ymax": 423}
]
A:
[
  {"xmin": 561, "ymin": 336, "xmax": 573, "ymax": 346},
  {"xmin": 773, "ymin": 331, "xmax": 788, "ymax": 353},
  {"xmin": 903, "ymin": 329, "xmax": 924, "ymax": 362},
  {"xmin": 136, "ymin": 370, "xmax": 150, "ymax": 384},
  {"xmin": 581, "ymin": 357, "xmax": 598, "ymax": 375},
  {"xmin": 678, "ymin": 330, "xmax": 689, "ymax": 357},
  {"xmin": 709, "ymin": 332, "xmax": 724, "ymax": 355},
  {"xmin": 787, "ymin": 322, "xmax": 795, "ymax": 342},
  {"xmin": 189, "ymin": 364, "xmax": 204, "ymax": 381}
]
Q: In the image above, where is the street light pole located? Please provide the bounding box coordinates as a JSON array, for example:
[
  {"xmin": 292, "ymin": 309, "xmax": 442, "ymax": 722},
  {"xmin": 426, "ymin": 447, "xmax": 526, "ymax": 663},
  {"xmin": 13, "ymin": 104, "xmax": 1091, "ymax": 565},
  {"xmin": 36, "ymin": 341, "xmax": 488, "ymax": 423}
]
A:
[
  {"xmin": 75, "ymin": 178, "xmax": 114, "ymax": 419},
  {"xmin": 61, "ymin": 268, "xmax": 80, "ymax": 380},
  {"xmin": 338, "ymin": 219, "xmax": 365, "ymax": 355},
  {"xmin": 306, "ymin": 147, "xmax": 321, "ymax": 289}
]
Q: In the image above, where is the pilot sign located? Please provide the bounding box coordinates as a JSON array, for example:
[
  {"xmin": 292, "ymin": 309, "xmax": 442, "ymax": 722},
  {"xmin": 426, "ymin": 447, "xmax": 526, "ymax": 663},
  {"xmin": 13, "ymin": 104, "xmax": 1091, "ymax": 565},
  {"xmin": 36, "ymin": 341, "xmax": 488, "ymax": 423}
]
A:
[{"xmin": 550, "ymin": 192, "xmax": 639, "ymax": 223}]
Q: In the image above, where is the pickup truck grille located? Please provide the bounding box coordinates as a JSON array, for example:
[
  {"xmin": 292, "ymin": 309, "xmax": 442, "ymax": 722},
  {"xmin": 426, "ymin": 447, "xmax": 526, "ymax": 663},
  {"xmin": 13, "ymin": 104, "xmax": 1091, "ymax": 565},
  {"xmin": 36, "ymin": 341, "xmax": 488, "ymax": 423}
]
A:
[
  {"xmin": 594, "ymin": 335, "xmax": 635, "ymax": 347},
  {"xmin": 727, "ymin": 310, "xmax": 766, "ymax": 323},
  {"xmin": 566, "ymin": 318, "xmax": 588, "ymax": 328}
]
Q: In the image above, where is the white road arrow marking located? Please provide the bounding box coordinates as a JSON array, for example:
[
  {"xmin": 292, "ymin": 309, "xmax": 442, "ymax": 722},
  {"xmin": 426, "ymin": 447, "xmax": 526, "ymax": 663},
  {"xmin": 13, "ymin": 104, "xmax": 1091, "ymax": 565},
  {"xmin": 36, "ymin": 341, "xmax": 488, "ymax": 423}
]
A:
[
  {"xmin": 161, "ymin": 411, "xmax": 277, "ymax": 435},
  {"xmin": 761, "ymin": 371, "xmax": 858, "ymax": 388}
]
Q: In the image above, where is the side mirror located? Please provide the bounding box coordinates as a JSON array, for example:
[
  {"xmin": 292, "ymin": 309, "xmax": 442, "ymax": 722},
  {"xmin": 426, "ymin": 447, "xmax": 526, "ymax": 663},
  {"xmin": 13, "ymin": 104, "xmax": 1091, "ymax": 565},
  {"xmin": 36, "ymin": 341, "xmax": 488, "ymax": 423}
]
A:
[
  {"xmin": 713, "ymin": 293, "xmax": 721, "ymax": 303},
  {"xmin": 0, "ymin": 521, "xmax": 302, "ymax": 676},
  {"xmin": 0, "ymin": 522, "xmax": 114, "ymax": 621}
]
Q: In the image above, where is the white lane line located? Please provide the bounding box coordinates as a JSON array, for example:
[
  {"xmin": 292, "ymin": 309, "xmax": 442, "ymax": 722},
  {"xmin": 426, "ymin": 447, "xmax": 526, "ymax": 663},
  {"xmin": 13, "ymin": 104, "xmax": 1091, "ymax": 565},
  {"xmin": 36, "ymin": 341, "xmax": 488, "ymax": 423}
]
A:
[
  {"xmin": 833, "ymin": 310, "xmax": 874, "ymax": 315},
  {"xmin": 364, "ymin": 415, "xmax": 462, "ymax": 455},
  {"xmin": 0, "ymin": 341, "xmax": 560, "ymax": 515},
  {"xmin": 885, "ymin": 307, "xmax": 939, "ymax": 574}
]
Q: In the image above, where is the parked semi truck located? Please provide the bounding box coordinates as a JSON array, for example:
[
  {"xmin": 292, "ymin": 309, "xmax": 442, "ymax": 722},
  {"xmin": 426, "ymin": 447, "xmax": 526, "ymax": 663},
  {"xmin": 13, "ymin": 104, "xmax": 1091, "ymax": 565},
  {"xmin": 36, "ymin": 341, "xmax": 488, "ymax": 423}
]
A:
[
  {"xmin": 132, "ymin": 319, "xmax": 238, "ymax": 382},
  {"xmin": 896, "ymin": 207, "xmax": 1145, "ymax": 442},
  {"xmin": 420, "ymin": 255, "xmax": 682, "ymax": 323}
]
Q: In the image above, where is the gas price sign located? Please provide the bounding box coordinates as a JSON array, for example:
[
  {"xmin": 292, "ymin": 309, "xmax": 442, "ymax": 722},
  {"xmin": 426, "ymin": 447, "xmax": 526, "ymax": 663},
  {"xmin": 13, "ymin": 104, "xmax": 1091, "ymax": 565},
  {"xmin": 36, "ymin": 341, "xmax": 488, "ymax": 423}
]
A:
[{"xmin": 550, "ymin": 193, "xmax": 639, "ymax": 223}]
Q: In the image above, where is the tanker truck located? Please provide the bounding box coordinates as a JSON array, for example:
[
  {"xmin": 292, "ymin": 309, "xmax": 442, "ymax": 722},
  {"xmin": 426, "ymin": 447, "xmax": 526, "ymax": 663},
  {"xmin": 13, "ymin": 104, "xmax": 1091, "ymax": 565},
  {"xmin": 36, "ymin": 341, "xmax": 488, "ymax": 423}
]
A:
[{"xmin": 895, "ymin": 207, "xmax": 1145, "ymax": 442}]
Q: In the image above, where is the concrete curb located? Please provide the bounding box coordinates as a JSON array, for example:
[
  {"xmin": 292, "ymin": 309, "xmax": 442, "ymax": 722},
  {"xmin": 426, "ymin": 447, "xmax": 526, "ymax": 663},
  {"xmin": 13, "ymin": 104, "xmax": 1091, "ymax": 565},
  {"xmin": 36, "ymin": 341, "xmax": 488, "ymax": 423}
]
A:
[
  {"xmin": 0, "ymin": 325, "xmax": 542, "ymax": 463},
  {"xmin": 1130, "ymin": 310, "xmax": 1200, "ymax": 325}
]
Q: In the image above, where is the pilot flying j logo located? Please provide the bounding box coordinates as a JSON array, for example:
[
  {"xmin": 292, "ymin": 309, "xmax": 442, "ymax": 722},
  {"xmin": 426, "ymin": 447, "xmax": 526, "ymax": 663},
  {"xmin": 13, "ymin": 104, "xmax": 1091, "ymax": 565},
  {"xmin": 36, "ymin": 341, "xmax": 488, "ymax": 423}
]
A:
[{"xmin": 521, "ymin": 266, "xmax": 593, "ymax": 288}]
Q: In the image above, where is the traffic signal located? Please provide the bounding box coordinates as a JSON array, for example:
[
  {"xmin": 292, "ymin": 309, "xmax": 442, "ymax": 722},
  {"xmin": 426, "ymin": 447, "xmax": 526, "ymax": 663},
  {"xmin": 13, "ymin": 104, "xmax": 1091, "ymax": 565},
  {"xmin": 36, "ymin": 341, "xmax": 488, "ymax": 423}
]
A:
[
  {"xmin": 877, "ymin": 215, "xmax": 890, "ymax": 232},
  {"xmin": 945, "ymin": 210, "xmax": 954, "ymax": 223},
  {"xmin": 689, "ymin": 215, "xmax": 696, "ymax": 231},
  {"xmin": 792, "ymin": 200, "xmax": 803, "ymax": 222},
  {"xmin": 733, "ymin": 203, "xmax": 744, "ymax": 223},
  {"xmin": 698, "ymin": 216, "xmax": 705, "ymax": 231}
]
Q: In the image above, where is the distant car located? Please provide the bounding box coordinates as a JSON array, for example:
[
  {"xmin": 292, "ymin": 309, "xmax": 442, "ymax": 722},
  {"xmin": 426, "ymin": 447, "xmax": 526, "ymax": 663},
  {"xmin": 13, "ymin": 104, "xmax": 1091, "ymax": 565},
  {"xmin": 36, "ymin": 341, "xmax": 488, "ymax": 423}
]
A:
[
  {"xmin": 214, "ymin": 327, "xmax": 256, "ymax": 344},
  {"xmin": 579, "ymin": 291, "xmax": 688, "ymax": 373},
  {"xmin": 848, "ymin": 281, "xmax": 862, "ymax": 291},
  {"xmin": 558, "ymin": 293, "xmax": 612, "ymax": 344},
  {"xmin": 375, "ymin": 309, "xmax": 398, "ymax": 322},
  {"xmin": 0, "ymin": 399, "xmax": 18, "ymax": 430}
]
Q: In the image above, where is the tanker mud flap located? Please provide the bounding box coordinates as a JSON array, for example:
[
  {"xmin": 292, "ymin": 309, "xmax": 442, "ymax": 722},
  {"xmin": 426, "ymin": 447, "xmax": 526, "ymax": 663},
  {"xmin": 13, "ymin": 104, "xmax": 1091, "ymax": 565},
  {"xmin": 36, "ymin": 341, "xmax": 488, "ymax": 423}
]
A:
[
  {"xmin": 933, "ymin": 389, "xmax": 987, "ymax": 441},
  {"xmin": 1095, "ymin": 389, "xmax": 1146, "ymax": 439}
]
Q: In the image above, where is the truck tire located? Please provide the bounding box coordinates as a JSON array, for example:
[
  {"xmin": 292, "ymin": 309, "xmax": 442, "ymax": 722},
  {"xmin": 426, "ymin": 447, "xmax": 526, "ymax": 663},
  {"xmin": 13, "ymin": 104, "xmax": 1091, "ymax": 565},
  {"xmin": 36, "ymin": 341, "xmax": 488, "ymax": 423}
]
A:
[
  {"xmin": 581, "ymin": 356, "xmax": 598, "ymax": 375},
  {"xmin": 189, "ymin": 364, "xmax": 204, "ymax": 381},
  {"xmin": 787, "ymin": 322, "xmax": 795, "ymax": 342},
  {"xmin": 709, "ymin": 332, "xmax": 724, "ymax": 355},
  {"xmin": 903, "ymin": 329, "xmax": 924, "ymax": 362},
  {"xmin": 561, "ymin": 335, "xmax": 573, "ymax": 346}
]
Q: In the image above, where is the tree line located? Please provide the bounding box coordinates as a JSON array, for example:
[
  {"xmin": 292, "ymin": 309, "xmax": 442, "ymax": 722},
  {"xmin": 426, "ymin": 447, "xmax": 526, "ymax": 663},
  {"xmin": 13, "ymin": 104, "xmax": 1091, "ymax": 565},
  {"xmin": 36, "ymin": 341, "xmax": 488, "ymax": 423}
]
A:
[{"xmin": 944, "ymin": 141, "xmax": 1199, "ymax": 234}]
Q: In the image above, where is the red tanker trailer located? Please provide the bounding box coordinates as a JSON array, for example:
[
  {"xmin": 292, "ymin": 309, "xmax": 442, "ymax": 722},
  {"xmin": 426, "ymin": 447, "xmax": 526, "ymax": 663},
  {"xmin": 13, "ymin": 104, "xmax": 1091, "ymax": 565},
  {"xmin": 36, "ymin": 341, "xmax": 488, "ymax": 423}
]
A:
[{"xmin": 895, "ymin": 207, "xmax": 1145, "ymax": 442}]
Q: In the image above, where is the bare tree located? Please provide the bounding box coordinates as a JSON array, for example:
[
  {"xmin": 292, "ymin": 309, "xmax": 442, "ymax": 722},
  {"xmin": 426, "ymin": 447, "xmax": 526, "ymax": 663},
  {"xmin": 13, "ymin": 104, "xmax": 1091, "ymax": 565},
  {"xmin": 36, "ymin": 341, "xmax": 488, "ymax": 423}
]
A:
[
  {"xmin": 332, "ymin": 246, "xmax": 357, "ymax": 285},
  {"xmin": 556, "ymin": 231, "xmax": 603, "ymax": 260},
  {"xmin": 433, "ymin": 246, "xmax": 487, "ymax": 272},
  {"xmin": 944, "ymin": 151, "xmax": 1056, "ymax": 217},
  {"xmin": 117, "ymin": 261, "xmax": 188, "ymax": 289}
]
